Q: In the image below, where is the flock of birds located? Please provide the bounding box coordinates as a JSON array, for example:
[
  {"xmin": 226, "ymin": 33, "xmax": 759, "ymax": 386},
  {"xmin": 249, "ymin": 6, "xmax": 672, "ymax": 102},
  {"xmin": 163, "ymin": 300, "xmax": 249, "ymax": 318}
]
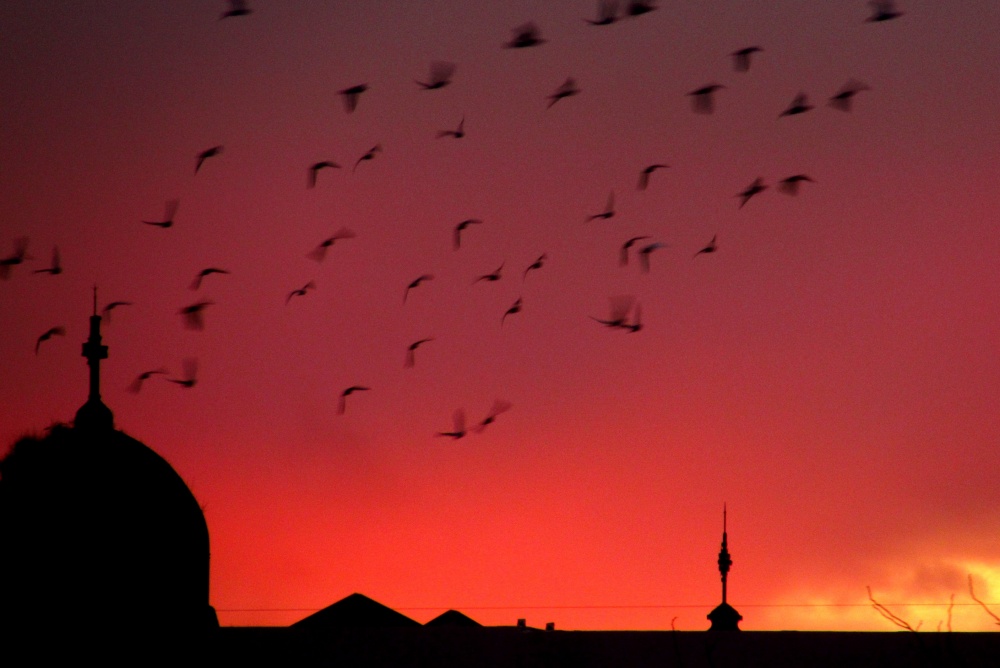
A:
[{"xmin": 5, "ymin": 0, "xmax": 905, "ymax": 439}]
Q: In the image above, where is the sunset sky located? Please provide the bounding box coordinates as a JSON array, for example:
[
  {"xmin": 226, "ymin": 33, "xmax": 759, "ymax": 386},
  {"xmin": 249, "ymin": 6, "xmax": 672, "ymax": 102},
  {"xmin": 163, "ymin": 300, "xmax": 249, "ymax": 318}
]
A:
[{"xmin": 2, "ymin": 1, "xmax": 999, "ymax": 631}]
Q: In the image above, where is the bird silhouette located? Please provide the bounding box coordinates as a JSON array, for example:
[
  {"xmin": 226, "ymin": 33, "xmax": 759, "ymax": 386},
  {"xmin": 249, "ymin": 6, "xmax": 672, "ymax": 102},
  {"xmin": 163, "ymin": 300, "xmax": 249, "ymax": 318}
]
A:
[
  {"xmin": 33, "ymin": 246, "xmax": 61, "ymax": 275},
  {"xmin": 626, "ymin": 0, "xmax": 657, "ymax": 16},
  {"xmin": 195, "ymin": 146, "xmax": 222, "ymax": 174},
  {"xmin": 623, "ymin": 303, "xmax": 643, "ymax": 333},
  {"xmin": 737, "ymin": 178, "xmax": 767, "ymax": 208},
  {"xmin": 828, "ymin": 80, "xmax": 870, "ymax": 112},
  {"xmin": 128, "ymin": 368, "xmax": 168, "ymax": 393},
  {"xmin": 585, "ymin": 0, "xmax": 619, "ymax": 25},
  {"xmin": 178, "ymin": 301, "xmax": 213, "ymax": 330},
  {"xmin": 143, "ymin": 199, "xmax": 179, "ymax": 228},
  {"xmin": 405, "ymin": 338, "xmax": 434, "ymax": 368},
  {"xmin": 101, "ymin": 301, "xmax": 132, "ymax": 324},
  {"xmin": 190, "ymin": 268, "xmax": 230, "ymax": 290},
  {"xmin": 473, "ymin": 399, "xmax": 513, "ymax": 433},
  {"xmin": 778, "ymin": 174, "xmax": 815, "ymax": 196},
  {"xmin": 308, "ymin": 161, "xmax": 340, "ymax": 188},
  {"xmin": 338, "ymin": 386, "xmax": 370, "ymax": 415},
  {"xmin": 866, "ymin": 1, "xmax": 903, "ymax": 22},
  {"xmin": 353, "ymin": 144, "xmax": 382, "ymax": 172},
  {"xmin": 454, "ymin": 219, "xmax": 483, "ymax": 250},
  {"xmin": 731, "ymin": 46, "xmax": 763, "ymax": 72},
  {"xmin": 523, "ymin": 254, "xmax": 547, "ymax": 280},
  {"xmin": 504, "ymin": 22, "xmax": 545, "ymax": 48},
  {"xmin": 0, "ymin": 237, "xmax": 30, "ymax": 280},
  {"xmin": 502, "ymin": 297, "xmax": 522, "ymax": 327},
  {"xmin": 620, "ymin": 236, "xmax": 651, "ymax": 266},
  {"xmin": 474, "ymin": 262, "xmax": 504, "ymax": 284},
  {"xmin": 220, "ymin": 0, "xmax": 251, "ymax": 19},
  {"xmin": 403, "ymin": 274, "xmax": 434, "ymax": 303},
  {"xmin": 591, "ymin": 295, "xmax": 636, "ymax": 329},
  {"xmin": 339, "ymin": 84, "xmax": 368, "ymax": 113},
  {"xmin": 35, "ymin": 326, "xmax": 66, "ymax": 355},
  {"xmin": 168, "ymin": 358, "xmax": 198, "ymax": 388},
  {"xmin": 416, "ymin": 61, "xmax": 456, "ymax": 90},
  {"xmin": 308, "ymin": 228, "xmax": 356, "ymax": 262},
  {"xmin": 586, "ymin": 191, "xmax": 615, "ymax": 221},
  {"xmin": 547, "ymin": 77, "xmax": 580, "ymax": 109},
  {"xmin": 779, "ymin": 93, "xmax": 813, "ymax": 117},
  {"xmin": 688, "ymin": 84, "xmax": 724, "ymax": 114},
  {"xmin": 638, "ymin": 164, "xmax": 669, "ymax": 190},
  {"xmin": 436, "ymin": 408, "xmax": 467, "ymax": 439},
  {"xmin": 638, "ymin": 242, "xmax": 667, "ymax": 273},
  {"xmin": 694, "ymin": 234, "xmax": 717, "ymax": 257},
  {"xmin": 286, "ymin": 281, "xmax": 316, "ymax": 305},
  {"xmin": 437, "ymin": 117, "xmax": 465, "ymax": 139}
]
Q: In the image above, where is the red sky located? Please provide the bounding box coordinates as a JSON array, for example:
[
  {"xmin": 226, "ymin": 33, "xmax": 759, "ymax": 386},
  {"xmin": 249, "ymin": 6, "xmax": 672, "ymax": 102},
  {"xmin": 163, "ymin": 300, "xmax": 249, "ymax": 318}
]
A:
[{"xmin": 2, "ymin": 1, "xmax": 999, "ymax": 631}]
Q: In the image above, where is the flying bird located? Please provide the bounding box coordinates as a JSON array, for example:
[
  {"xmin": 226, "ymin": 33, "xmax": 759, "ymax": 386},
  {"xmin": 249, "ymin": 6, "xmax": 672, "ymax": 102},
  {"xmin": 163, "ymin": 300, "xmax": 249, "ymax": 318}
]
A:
[
  {"xmin": 338, "ymin": 386, "xmax": 370, "ymax": 415},
  {"xmin": 220, "ymin": 0, "xmax": 251, "ymax": 19},
  {"xmin": 35, "ymin": 326, "xmax": 65, "ymax": 355},
  {"xmin": 33, "ymin": 246, "xmax": 61, "ymax": 275},
  {"xmin": 436, "ymin": 408, "xmax": 467, "ymax": 439},
  {"xmin": 143, "ymin": 199, "xmax": 179, "ymax": 228},
  {"xmin": 866, "ymin": 1, "xmax": 903, "ymax": 22},
  {"xmin": 504, "ymin": 22, "xmax": 545, "ymax": 48},
  {"xmin": 339, "ymin": 84, "xmax": 368, "ymax": 113},
  {"xmin": 623, "ymin": 303, "xmax": 643, "ymax": 333},
  {"xmin": 403, "ymin": 274, "xmax": 434, "ymax": 304},
  {"xmin": 626, "ymin": 0, "xmax": 657, "ymax": 16},
  {"xmin": 101, "ymin": 301, "xmax": 132, "ymax": 324},
  {"xmin": 128, "ymin": 368, "xmax": 168, "ymax": 394},
  {"xmin": 737, "ymin": 178, "xmax": 767, "ymax": 208},
  {"xmin": 638, "ymin": 164, "xmax": 669, "ymax": 190},
  {"xmin": 473, "ymin": 399, "xmax": 513, "ymax": 433},
  {"xmin": 286, "ymin": 281, "xmax": 316, "ymax": 305},
  {"xmin": 453, "ymin": 219, "xmax": 483, "ymax": 250},
  {"xmin": 731, "ymin": 46, "xmax": 763, "ymax": 72},
  {"xmin": 620, "ymin": 236, "xmax": 651, "ymax": 266},
  {"xmin": 591, "ymin": 295, "xmax": 636, "ymax": 329},
  {"xmin": 688, "ymin": 84, "xmax": 724, "ymax": 114},
  {"xmin": 195, "ymin": 146, "xmax": 222, "ymax": 174},
  {"xmin": 416, "ymin": 61, "xmax": 456, "ymax": 90},
  {"xmin": 828, "ymin": 80, "xmax": 870, "ymax": 112},
  {"xmin": 474, "ymin": 262, "xmax": 504, "ymax": 284},
  {"xmin": 353, "ymin": 144, "xmax": 382, "ymax": 172},
  {"xmin": 779, "ymin": 93, "xmax": 813, "ymax": 117},
  {"xmin": 178, "ymin": 301, "xmax": 213, "ymax": 330},
  {"xmin": 502, "ymin": 297, "xmax": 522, "ymax": 327},
  {"xmin": 436, "ymin": 117, "xmax": 465, "ymax": 139},
  {"xmin": 638, "ymin": 242, "xmax": 668, "ymax": 273},
  {"xmin": 308, "ymin": 161, "xmax": 340, "ymax": 188},
  {"xmin": 523, "ymin": 254, "xmax": 547, "ymax": 281},
  {"xmin": 694, "ymin": 234, "xmax": 717, "ymax": 258},
  {"xmin": 168, "ymin": 358, "xmax": 198, "ymax": 388},
  {"xmin": 778, "ymin": 174, "xmax": 815, "ymax": 196},
  {"xmin": 547, "ymin": 77, "xmax": 580, "ymax": 109},
  {"xmin": 585, "ymin": 0, "xmax": 619, "ymax": 25},
  {"xmin": 405, "ymin": 338, "xmax": 434, "ymax": 368},
  {"xmin": 585, "ymin": 191, "xmax": 615, "ymax": 221},
  {"xmin": 308, "ymin": 228, "xmax": 356, "ymax": 262},
  {"xmin": 0, "ymin": 237, "xmax": 30, "ymax": 279},
  {"xmin": 190, "ymin": 267, "xmax": 230, "ymax": 290}
]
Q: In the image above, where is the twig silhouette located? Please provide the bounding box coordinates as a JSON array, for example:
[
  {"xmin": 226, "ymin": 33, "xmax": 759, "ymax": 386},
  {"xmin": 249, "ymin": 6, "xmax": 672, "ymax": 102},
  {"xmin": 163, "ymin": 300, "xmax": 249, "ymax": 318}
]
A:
[
  {"xmin": 867, "ymin": 586, "xmax": 917, "ymax": 631},
  {"xmin": 969, "ymin": 575, "xmax": 1000, "ymax": 626}
]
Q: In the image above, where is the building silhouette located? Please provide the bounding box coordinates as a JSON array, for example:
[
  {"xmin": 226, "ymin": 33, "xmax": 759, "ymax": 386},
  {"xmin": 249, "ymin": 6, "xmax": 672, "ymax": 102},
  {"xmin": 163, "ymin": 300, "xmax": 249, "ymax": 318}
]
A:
[
  {"xmin": 707, "ymin": 504, "xmax": 742, "ymax": 631},
  {"xmin": 0, "ymin": 295, "xmax": 217, "ymax": 639}
]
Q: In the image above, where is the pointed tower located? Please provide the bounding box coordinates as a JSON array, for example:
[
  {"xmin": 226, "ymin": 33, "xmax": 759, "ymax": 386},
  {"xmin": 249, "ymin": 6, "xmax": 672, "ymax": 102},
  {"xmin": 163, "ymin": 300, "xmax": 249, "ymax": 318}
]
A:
[
  {"xmin": 74, "ymin": 287, "xmax": 114, "ymax": 432},
  {"xmin": 707, "ymin": 504, "xmax": 742, "ymax": 631}
]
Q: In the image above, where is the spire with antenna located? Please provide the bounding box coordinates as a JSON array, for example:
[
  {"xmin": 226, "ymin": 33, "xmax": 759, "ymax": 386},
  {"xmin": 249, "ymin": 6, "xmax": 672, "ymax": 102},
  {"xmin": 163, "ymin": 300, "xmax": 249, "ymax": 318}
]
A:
[
  {"xmin": 707, "ymin": 503, "xmax": 742, "ymax": 631},
  {"xmin": 74, "ymin": 286, "xmax": 114, "ymax": 431}
]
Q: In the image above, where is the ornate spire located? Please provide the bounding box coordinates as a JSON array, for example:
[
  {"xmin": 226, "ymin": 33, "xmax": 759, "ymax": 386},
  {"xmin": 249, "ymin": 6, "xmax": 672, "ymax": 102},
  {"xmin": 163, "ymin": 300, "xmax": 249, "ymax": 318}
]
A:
[
  {"xmin": 74, "ymin": 286, "xmax": 114, "ymax": 431},
  {"xmin": 708, "ymin": 503, "xmax": 742, "ymax": 631}
]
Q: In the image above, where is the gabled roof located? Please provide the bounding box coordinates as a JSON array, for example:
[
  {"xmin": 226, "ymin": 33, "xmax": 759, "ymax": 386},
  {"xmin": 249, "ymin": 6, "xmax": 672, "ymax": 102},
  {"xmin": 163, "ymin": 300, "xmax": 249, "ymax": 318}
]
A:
[
  {"xmin": 424, "ymin": 609, "xmax": 483, "ymax": 628},
  {"xmin": 292, "ymin": 593, "xmax": 421, "ymax": 631}
]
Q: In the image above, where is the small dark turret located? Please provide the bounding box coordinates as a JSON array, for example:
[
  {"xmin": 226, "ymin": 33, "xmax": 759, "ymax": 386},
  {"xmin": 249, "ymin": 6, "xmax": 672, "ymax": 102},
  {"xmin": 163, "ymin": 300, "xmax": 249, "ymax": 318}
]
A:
[
  {"xmin": 708, "ymin": 504, "xmax": 742, "ymax": 631},
  {"xmin": 74, "ymin": 287, "xmax": 113, "ymax": 432}
]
